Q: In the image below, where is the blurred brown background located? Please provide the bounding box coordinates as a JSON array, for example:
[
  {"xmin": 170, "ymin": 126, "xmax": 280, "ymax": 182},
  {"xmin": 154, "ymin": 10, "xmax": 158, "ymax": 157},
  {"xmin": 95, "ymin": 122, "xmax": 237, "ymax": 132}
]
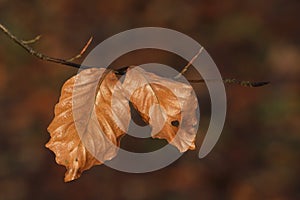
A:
[{"xmin": 0, "ymin": 0, "xmax": 299, "ymax": 199}]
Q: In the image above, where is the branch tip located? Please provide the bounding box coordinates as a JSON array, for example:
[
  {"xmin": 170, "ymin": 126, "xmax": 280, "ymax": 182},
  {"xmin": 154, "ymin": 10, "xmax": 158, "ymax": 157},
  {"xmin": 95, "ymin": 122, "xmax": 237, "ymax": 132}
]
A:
[
  {"xmin": 175, "ymin": 47, "xmax": 204, "ymax": 79},
  {"xmin": 22, "ymin": 35, "xmax": 42, "ymax": 44},
  {"xmin": 67, "ymin": 36, "xmax": 93, "ymax": 61}
]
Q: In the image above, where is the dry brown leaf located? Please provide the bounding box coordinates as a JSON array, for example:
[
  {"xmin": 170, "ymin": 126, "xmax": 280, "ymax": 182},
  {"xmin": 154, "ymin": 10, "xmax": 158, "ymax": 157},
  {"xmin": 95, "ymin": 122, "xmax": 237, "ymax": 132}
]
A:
[
  {"xmin": 47, "ymin": 66, "xmax": 198, "ymax": 181},
  {"xmin": 122, "ymin": 66, "xmax": 198, "ymax": 152},
  {"xmin": 46, "ymin": 68, "xmax": 130, "ymax": 182}
]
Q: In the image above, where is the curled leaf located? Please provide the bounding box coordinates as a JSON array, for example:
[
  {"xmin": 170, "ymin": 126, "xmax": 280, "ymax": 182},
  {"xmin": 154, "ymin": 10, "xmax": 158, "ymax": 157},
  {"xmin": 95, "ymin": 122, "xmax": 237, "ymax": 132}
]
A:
[
  {"xmin": 46, "ymin": 68, "xmax": 130, "ymax": 182},
  {"xmin": 122, "ymin": 66, "xmax": 198, "ymax": 152},
  {"xmin": 47, "ymin": 66, "xmax": 198, "ymax": 181}
]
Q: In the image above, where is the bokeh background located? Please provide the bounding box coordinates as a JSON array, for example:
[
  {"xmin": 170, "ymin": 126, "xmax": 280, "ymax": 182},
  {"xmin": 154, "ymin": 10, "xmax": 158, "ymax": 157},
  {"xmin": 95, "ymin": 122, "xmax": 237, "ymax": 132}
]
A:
[{"xmin": 0, "ymin": 0, "xmax": 299, "ymax": 199}]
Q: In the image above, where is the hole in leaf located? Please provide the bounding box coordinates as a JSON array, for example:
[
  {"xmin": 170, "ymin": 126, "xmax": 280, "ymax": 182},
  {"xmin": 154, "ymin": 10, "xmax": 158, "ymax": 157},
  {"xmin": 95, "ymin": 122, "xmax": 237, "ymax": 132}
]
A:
[{"xmin": 171, "ymin": 120, "xmax": 179, "ymax": 127}]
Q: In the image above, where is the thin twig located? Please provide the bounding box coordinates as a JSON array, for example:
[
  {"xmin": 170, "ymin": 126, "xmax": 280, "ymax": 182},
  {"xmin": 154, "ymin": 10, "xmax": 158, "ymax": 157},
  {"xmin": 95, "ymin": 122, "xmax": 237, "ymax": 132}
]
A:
[
  {"xmin": 174, "ymin": 47, "xmax": 204, "ymax": 79},
  {"xmin": 22, "ymin": 35, "xmax": 42, "ymax": 44},
  {"xmin": 0, "ymin": 23, "xmax": 85, "ymax": 69},
  {"xmin": 67, "ymin": 36, "xmax": 93, "ymax": 61},
  {"xmin": 189, "ymin": 78, "xmax": 270, "ymax": 87},
  {"xmin": 0, "ymin": 23, "xmax": 270, "ymax": 87},
  {"xmin": 174, "ymin": 46, "xmax": 269, "ymax": 87}
]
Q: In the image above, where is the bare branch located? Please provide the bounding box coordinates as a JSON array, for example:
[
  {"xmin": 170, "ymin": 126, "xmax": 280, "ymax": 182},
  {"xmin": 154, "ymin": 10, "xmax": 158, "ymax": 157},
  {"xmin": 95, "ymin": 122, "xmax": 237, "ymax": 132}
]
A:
[
  {"xmin": 174, "ymin": 46, "xmax": 269, "ymax": 87},
  {"xmin": 0, "ymin": 23, "xmax": 270, "ymax": 87},
  {"xmin": 188, "ymin": 78, "xmax": 270, "ymax": 87},
  {"xmin": 0, "ymin": 23, "xmax": 83, "ymax": 69}
]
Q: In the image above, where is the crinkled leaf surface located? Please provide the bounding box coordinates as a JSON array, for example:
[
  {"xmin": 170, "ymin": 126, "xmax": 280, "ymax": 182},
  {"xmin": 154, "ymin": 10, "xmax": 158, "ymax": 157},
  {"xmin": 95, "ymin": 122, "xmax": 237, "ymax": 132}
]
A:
[
  {"xmin": 46, "ymin": 68, "xmax": 130, "ymax": 182},
  {"xmin": 47, "ymin": 66, "xmax": 198, "ymax": 182},
  {"xmin": 122, "ymin": 66, "xmax": 198, "ymax": 152}
]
